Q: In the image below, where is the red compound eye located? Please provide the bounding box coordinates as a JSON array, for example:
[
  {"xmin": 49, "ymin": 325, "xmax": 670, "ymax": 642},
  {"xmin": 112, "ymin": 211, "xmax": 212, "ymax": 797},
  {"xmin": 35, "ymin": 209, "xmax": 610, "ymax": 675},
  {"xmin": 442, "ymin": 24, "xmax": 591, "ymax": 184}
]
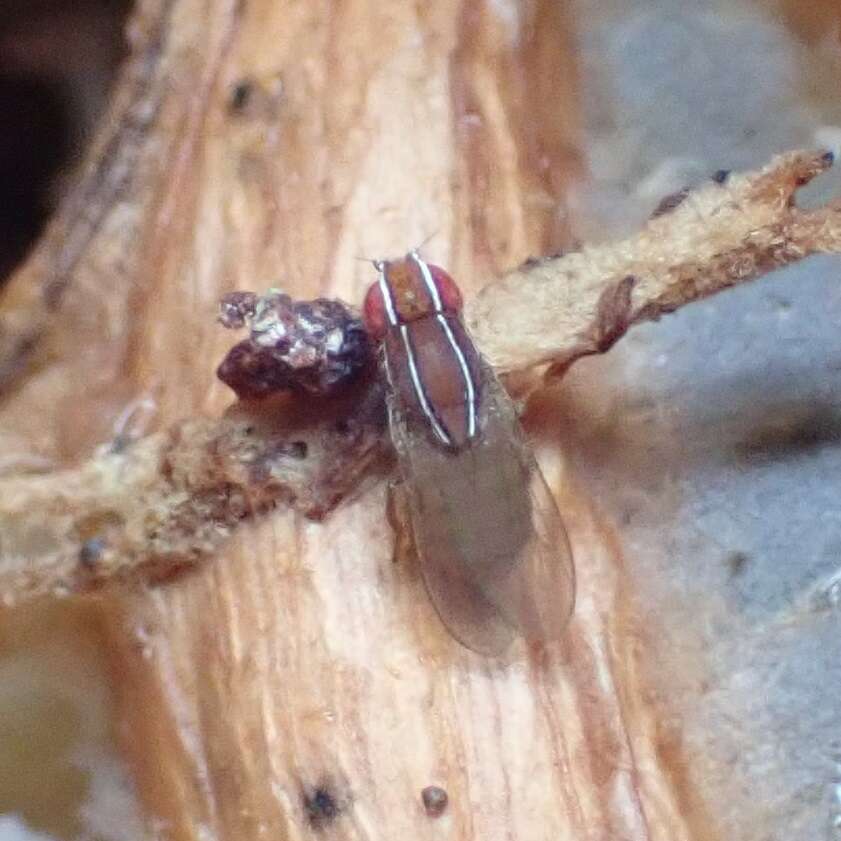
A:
[
  {"xmin": 428, "ymin": 264, "xmax": 463, "ymax": 313},
  {"xmin": 362, "ymin": 281, "xmax": 388, "ymax": 340}
]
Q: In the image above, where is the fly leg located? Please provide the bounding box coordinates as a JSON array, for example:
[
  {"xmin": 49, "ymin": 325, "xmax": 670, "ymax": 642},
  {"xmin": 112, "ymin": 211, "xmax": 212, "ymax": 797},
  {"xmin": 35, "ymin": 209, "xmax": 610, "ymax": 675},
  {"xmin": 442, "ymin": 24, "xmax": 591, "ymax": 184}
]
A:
[{"xmin": 385, "ymin": 480, "xmax": 415, "ymax": 566}]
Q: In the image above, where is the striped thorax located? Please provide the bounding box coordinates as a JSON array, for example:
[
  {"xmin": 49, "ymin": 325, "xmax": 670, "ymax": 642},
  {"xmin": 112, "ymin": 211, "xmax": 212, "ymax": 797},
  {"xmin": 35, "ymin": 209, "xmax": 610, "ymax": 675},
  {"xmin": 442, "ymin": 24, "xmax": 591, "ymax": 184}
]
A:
[{"xmin": 362, "ymin": 251, "xmax": 480, "ymax": 450}]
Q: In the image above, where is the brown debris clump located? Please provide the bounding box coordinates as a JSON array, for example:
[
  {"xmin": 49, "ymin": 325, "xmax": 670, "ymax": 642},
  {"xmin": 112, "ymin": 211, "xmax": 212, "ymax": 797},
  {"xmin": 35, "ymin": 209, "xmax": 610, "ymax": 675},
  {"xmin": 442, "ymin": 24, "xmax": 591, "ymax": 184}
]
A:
[{"xmin": 217, "ymin": 290, "xmax": 373, "ymax": 399}]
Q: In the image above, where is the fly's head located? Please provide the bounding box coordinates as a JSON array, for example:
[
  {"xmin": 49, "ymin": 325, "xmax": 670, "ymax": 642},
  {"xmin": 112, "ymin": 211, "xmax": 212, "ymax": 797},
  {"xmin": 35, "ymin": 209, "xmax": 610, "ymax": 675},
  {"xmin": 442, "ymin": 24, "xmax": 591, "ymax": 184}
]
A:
[{"xmin": 362, "ymin": 251, "xmax": 463, "ymax": 340}]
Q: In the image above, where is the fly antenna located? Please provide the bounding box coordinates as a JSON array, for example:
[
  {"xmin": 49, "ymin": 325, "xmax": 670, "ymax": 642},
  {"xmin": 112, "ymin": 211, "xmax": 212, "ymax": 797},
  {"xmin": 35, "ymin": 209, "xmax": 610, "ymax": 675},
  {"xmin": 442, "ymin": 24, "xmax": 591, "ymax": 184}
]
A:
[
  {"xmin": 354, "ymin": 254, "xmax": 385, "ymax": 272},
  {"xmin": 410, "ymin": 230, "xmax": 439, "ymax": 258}
]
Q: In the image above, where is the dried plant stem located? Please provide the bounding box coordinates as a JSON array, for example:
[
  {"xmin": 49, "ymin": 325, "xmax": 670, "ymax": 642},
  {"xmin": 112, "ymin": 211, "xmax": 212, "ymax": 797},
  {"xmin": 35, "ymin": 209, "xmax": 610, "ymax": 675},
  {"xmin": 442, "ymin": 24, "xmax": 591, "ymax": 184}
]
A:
[
  {"xmin": 0, "ymin": 386, "xmax": 387, "ymax": 605},
  {"xmin": 0, "ymin": 149, "xmax": 838, "ymax": 607},
  {"xmin": 468, "ymin": 149, "xmax": 839, "ymax": 371}
]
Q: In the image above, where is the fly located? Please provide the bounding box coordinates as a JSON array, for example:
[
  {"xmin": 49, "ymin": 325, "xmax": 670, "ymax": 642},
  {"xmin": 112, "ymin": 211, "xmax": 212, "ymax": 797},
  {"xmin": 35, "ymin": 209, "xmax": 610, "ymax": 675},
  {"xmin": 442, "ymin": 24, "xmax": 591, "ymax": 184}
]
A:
[{"xmin": 362, "ymin": 250, "xmax": 576, "ymax": 654}]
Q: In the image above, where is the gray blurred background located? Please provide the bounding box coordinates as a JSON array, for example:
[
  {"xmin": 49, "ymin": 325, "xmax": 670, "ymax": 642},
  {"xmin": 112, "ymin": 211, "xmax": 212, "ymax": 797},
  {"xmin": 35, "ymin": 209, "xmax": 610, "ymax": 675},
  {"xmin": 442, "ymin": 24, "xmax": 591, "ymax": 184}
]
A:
[{"xmin": 566, "ymin": 2, "xmax": 841, "ymax": 839}]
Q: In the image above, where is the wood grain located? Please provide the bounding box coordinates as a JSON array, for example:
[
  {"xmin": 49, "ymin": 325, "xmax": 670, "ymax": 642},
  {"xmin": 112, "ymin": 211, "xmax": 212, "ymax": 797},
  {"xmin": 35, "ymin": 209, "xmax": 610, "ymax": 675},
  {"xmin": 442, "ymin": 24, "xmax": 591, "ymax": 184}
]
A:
[{"xmin": 2, "ymin": 1, "xmax": 829, "ymax": 840}]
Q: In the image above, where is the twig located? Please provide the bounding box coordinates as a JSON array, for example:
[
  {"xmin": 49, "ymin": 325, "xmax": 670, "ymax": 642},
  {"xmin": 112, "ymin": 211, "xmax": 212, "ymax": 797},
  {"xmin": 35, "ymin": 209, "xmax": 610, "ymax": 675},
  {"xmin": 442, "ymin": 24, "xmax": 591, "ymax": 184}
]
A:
[
  {"xmin": 1, "ymin": 149, "xmax": 838, "ymax": 606},
  {"xmin": 0, "ymin": 383, "xmax": 387, "ymax": 605},
  {"xmin": 467, "ymin": 149, "xmax": 839, "ymax": 372}
]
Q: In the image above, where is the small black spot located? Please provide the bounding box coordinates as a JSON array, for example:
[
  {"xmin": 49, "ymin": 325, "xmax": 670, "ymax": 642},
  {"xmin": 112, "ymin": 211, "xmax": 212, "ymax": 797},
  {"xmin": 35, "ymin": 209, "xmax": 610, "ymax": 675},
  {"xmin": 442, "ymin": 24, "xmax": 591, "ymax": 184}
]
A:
[
  {"xmin": 110, "ymin": 434, "xmax": 130, "ymax": 455},
  {"xmin": 421, "ymin": 785, "xmax": 448, "ymax": 818},
  {"xmin": 288, "ymin": 441, "xmax": 308, "ymax": 459},
  {"xmin": 229, "ymin": 80, "xmax": 253, "ymax": 112},
  {"xmin": 711, "ymin": 169, "xmax": 731, "ymax": 184},
  {"xmin": 822, "ymin": 149, "xmax": 835, "ymax": 166},
  {"xmin": 78, "ymin": 537, "xmax": 106, "ymax": 569},
  {"xmin": 334, "ymin": 419, "xmax": 352, "ymax": 436},
  {"xmin": 726, "ymin": 551, "xmax": 750, "ymax": 578},
  {"xmin": 304, "ymin": 787, "xmax": 341, "ymax": 828},
  {"xmin": 651, "ymin": 187, "xmax": 690, "ymax": 218}
]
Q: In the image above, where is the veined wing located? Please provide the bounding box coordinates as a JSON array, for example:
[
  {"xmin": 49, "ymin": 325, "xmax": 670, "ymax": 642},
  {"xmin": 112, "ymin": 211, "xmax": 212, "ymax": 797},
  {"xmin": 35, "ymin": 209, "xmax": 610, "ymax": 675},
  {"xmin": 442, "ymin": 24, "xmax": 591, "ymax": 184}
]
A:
[{"xmin": 387, "ymin": 355, "xmax": 576, "ymax": 654}]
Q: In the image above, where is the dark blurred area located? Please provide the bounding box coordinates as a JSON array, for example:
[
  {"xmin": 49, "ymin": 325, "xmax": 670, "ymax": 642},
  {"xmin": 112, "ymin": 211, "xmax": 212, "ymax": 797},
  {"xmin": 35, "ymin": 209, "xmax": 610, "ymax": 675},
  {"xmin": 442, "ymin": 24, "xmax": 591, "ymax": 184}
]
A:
[{"xmin": 0, "ymin": 0, "xmax": 131, "ymax": 284}]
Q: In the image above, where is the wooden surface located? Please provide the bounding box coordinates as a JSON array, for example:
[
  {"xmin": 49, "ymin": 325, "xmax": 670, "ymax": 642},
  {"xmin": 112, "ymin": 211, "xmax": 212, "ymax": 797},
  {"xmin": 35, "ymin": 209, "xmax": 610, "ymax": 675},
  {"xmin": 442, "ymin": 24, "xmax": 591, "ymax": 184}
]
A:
[{"xmin": 0, "ymin": 1, "xmax": 811, "ymax": 839}]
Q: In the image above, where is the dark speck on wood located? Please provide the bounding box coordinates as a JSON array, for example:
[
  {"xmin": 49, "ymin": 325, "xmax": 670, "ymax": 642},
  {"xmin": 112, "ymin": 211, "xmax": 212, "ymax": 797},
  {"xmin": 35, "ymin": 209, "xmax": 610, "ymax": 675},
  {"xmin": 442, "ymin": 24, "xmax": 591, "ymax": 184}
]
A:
[
  {"xmin": 304, "ymin": 786, "xmax": 342, "ymax": 829},
  {"xmin": 421, "ymin": 785, "xmax": 448, "ymax": 818}
]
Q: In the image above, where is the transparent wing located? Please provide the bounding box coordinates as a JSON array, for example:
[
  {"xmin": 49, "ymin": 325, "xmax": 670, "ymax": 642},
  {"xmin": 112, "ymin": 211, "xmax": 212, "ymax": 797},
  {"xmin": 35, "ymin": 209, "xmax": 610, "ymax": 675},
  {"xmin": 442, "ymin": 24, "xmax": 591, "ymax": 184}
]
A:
[{"xmin": 388, "ymin": 356, "xmax": 575, "ymax": 654}]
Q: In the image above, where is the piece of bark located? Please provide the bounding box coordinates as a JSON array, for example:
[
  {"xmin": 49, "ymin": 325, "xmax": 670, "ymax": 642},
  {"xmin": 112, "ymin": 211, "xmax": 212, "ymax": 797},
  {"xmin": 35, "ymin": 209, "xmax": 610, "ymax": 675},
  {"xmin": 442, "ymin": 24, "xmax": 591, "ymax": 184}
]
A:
[
  {"xmin": 0, "ymin": 1, "xmax": 837, "ymax": 841},
  {"xmin": 0, "ymin": 383, "xmax": 388, "ymax": 605}
]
